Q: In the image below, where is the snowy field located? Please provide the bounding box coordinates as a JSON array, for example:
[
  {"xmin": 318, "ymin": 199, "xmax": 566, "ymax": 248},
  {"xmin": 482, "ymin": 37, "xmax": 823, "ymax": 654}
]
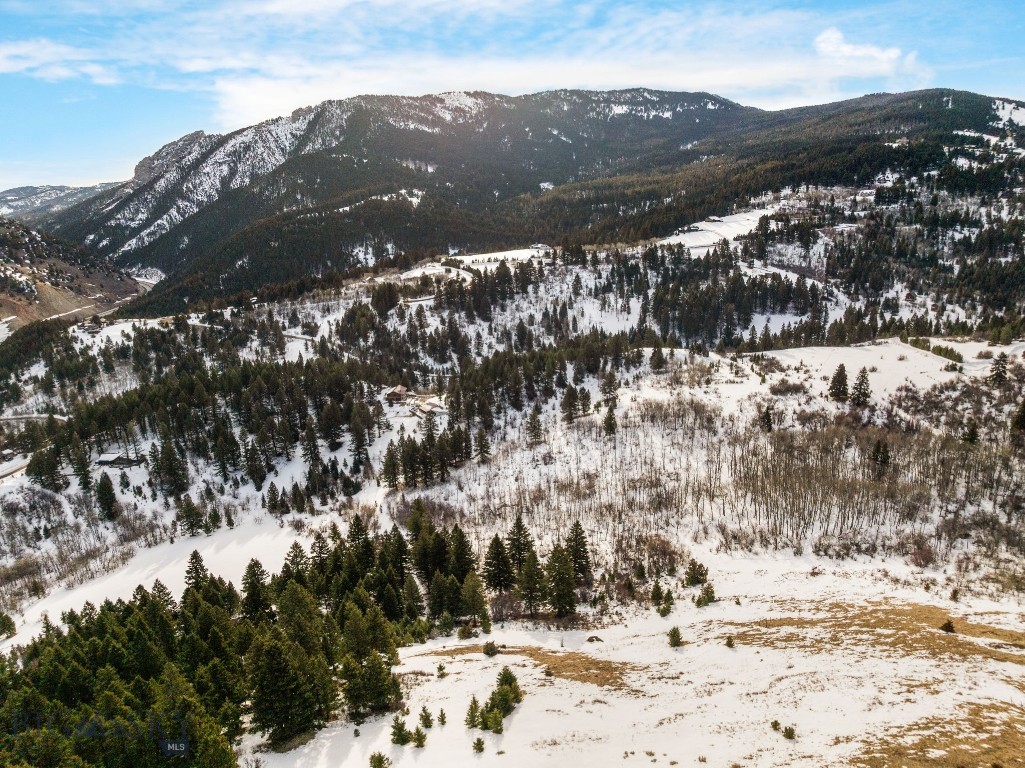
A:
[
  {"xmin": 659, "ymin": 207, "xmax": 776, "ymax": 254},
  {"xmin": 245, "ymin": 552, "xmax": 1025, "ymax": 768}
]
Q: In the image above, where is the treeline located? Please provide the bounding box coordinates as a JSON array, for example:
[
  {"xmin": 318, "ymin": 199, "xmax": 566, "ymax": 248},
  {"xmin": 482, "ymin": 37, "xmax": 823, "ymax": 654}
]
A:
[{"xmin": 0, "ymin": 506, "xmax": 597, "ymax": 766}]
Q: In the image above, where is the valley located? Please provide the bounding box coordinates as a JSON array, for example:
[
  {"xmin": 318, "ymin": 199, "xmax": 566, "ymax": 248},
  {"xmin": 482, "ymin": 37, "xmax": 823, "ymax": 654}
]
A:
[{"xmin": 0, "ymin": 86, "xmax": 1023, "ymax": 768}]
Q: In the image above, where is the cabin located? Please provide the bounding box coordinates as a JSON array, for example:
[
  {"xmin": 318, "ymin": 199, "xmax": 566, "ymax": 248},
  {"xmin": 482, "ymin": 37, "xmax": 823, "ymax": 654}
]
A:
[
  {"xmin": 385, "ymin": 385, "xmax": 409, "ymax": 404},
  {"xmin": 96, "ymin": 452, "xmax": 144, "ymax": 469}
]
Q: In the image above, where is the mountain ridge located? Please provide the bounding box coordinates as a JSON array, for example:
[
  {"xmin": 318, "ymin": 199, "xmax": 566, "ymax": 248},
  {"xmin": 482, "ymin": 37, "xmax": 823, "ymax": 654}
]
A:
[{"xmin": 16, "ymin": 86, "xmax": 1023, "ymax": 312}]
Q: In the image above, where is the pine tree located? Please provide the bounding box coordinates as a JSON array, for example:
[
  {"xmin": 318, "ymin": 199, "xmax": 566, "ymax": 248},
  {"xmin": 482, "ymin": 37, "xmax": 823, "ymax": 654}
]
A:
[
  {"xmin": 828, "ymin": 364, "xmax": 849, "ymax": 402},
  {"xmin": 460, "ymin": 571, "xmax": 490, "ymax": 630},
  {"xmin": 248, "ymin": 634, "xmax": 333, "ymax": 746},
  {"xmin": 650, "ymin": 342, "xmax": 667, "ymax": 371},
  {"xmin": 850, "ymin": 366, "xmax": 871, "ymax": 407},
  {"xmin": 185, "ymin": 550, "xmax": 208, "ymax": 592},
  {"xmin": 566, "ymin": 521, "xmax": 593, "ymax": 586},
  {"xmin": 516, "ymin": 549, "xmax": 545, "ymax": 617},
  {"xmin": 602, "ymin": 406, "xmax": 617, "ymax": 437},
  {"xmin": 391, "ymin": 715, "xmax": 411, "ymax": 745},
  {"xmin": 447, "ymin": 526, "xmax": 475, "ymax": 584},
  {"xmin": 465, "ymin": 695, "xmax": 481, "ymax": 728},
  {"xmin": 381, "ymin": 441, "xmax": 400, "ymax": 488},
  {"xmin": 474, "ymin": 428, "xmax": 491, "ymax": 463},
  {"xmin": 402, "ymin": 574, "xmax": 424, "ymax": 620},
  {"xmin": 990, "ymin": 352, "xmax": 1009, "ymax": 386},
  {"xmin": 560, "ymin": 386, "xmax": 578, "ymax": 423},
  {"xmin": 506, "ymin": 514, "xmax": 533, "ymax": 574},
  {"xmin": 483, "ymin": 535, "xmax": 515, "ymax": 593},
  {"xmin": 301, "ymin": 420, "xmax": 320, "ymax": 465},
  {"xmin": 96, "ymin": 471, "xmax": 117, "ymax": 520},
  {"xmin": 525, "ymin": 403, "xmax": 544, "ymax": 445},
  {"xmin": 600, "ymin": 371, "xmax": 619, "ymax": 408},
  {"xmin": 242, "ymin": 558, "xmax": 274, "ymax": 623},
  {"xmin": 545, "ymin": 544, "xmax": 577, "ymax": 618}
]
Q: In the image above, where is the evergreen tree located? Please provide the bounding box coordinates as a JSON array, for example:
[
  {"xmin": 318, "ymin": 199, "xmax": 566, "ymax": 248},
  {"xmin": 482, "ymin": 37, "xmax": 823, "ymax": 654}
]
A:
[
  {"xmin": 850, "ymin": 366, "xmax": 871, "ymax": 407},
  {"xmin": 402, "ymin": 574, "xmax": 424, "ymax": 620},
  {"xmin": 460, "ymin": 572, "xmax": 490, "ymax": 630},
  {"xmin": 560, "ymin": 386, "xmax": 578, "ymax": 423},
  {"xmin": 525, "ymin": 403, "xmax": 544, "ymax": 445},
  {"xmin": 506, "ymin": 514, "xmax": 533, "ymax": 574},
  {"xmin": 474, "ymin": 427, "xmax": 491, "ymax": 463},
  {"xmin": 516, "ymin": 549, "xmax": 544, "ymax": 617},
  {"xmin": 602, "ymin": 406, "xmax": 617, "ymax": 437},
  {"xmin": 545, "ymin": 544, "xmax": 577, "ymax": 618},
  {"xmin": 249, "ymin": 633, "xmax": 334, "ymax": 746},
  {"xmin": 990, "ymin": 352, "xmax": 1009, "ymax": 386},
  {"xmin": 650, "ymin": 341, "xmax": 667, "ymax": 371},
  {"xmin": 828, "ymin": 364, "xmax": 849, "ymax": 402},
  {"xmin": 96, "ymin": 471, "xmax": 118, "ymax": 520},
  {"xmin": 185, "ymin": 550, "xmax": 208, "ymax": 592},
  {"xmin": 600, "ymin": 371, "xmax": 619, "ymax": 408},
  {"xmin": 483, "ymin": 535, "xmax": 515, "ymax": 593},
  {"xmin": 381, "ymin": 441, "xmax": 400, "ymax": 488},
  {"xmin": 301, "ymin": 420, "xmax": 320, "ymax": 466},
  {"xmin": 566, "ymin": 521, "xmax": 593, "ymax": 586},
  {"xmin": 447, "ymin": 525, "xmax": 475, "ymax": 584},
  {"xmin": 242, "ymin": 558, "xmax": 274, "ymax": 623}
]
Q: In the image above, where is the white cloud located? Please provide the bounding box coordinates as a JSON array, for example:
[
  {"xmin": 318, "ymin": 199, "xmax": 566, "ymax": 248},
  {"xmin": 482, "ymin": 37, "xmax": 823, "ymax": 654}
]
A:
[{"xmin": 0, "ymin": 4, "xmax": 938, "ymax": 129}]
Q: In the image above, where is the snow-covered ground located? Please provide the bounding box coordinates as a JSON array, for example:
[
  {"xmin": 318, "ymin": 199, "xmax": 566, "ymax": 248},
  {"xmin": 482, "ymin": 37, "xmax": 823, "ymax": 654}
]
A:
[
  {"xmin": 243, "ymin": 552, "xmax": 1025, "ymax": 768},
  {"xmin": 659, "ymin": 207, "xmax": 776, "ymax": 254}
]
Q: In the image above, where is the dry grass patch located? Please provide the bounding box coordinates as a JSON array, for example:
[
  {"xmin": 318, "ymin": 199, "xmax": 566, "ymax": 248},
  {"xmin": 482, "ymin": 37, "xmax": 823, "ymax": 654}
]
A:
[
  {"xmin": 850, "ymin": 700, "xmax": 1025, "ymax": 768},
  {"xmin": 425, "ymin": 643, "xmax": 643, "ymax": 691},
  {"xmin": 724, "ymin": 600, "xmax": 1025, "ymax": 666}
]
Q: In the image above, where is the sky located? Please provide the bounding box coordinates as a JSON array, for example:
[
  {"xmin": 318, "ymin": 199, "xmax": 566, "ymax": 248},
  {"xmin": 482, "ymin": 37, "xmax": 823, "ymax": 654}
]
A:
[{"xmin": 0, "ymin": 0, "xmax": 1022, "ymax": 190}]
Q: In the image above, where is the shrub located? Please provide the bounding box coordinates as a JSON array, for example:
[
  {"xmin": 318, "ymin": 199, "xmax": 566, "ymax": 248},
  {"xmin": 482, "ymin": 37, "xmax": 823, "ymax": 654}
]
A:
[
  {"xmin": 438, "ymin": 709, "xmax": 447, "ymax": 726},
  {"xmin": 473, "ymin": 737, "xmax": 485, "ymax": 753},
  {"xmin": 770, "ymin": 720, "xmax": 780, "ymax": 731},
  {"xmin": 437, "ymin": 663, "xmax": 448, "ymax": 678},
  {"xmin": 0, "ymin": 612, "xmax": 15, "ymax": 638},
  {"xmin": 650, "ymin": 582, "xmax": 664, "ymax": 604},
  {"xmin": 465, "ymin": 696, "xmax": 481, "ymax": 728},
  {"xmin": 419, "ymin": 706, "xmax": 433, "ymax": 729},
  {"xmin": 369, "ymin": 753, "xmax": 391, "ymax": 768},
  {"xmin": 685, "ymin": 558, "xmax": 708, "ymax": 586},
  {"xmin": 695, "ymin": 583, "xmax": 716, "ymax": 607},
  {"xmin": 412, "ymin": 726, "xmax": 426, "ymax": 748},
  {"xmin": 725, "ymin": 636, "xmax": 735, "ymax": 648},
  {"xmin": 391, "ymin": 716, "xmax": 411, "ymax": 745},
  {"xmin": 782, "ymin": 726, "xmax": 796, "ymax": 740},
  {"xmin": 668, "ymin": 626, "xmax": 682, "ymax": 647},
  {"xmin": 909, "ymin": 543, "xmax": 936, "ymax": 568},
  {"xmin": 940, "ymin": 619, "xmax": 955, "ymax": 633},
  {"xmin": 458, "ymin": 623, "xmax": 477, "ymax": 640},
  {"xmin": 482, "ymin": 640, "xmax": 499, "ymax": 657}
]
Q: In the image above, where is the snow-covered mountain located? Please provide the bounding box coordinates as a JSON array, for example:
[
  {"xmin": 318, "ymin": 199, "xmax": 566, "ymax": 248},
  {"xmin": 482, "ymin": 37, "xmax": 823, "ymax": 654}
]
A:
[
  {"xmin": 45, "ymin": 89, "xmax": 750, "ymax": 272},
  {"xmin": 35, "ymin": 87, "xmax": 1025, "ymax": 316},
  {"xmin": 0, "ymin": 182, "xmax": 122, "ymax": 223}
]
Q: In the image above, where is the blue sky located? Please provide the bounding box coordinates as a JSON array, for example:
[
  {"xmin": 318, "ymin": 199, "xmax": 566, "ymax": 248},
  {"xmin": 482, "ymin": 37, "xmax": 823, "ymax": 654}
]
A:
[{"xmin": 1, "ymin": 0, "xmax": 1022, "ymax": 189}]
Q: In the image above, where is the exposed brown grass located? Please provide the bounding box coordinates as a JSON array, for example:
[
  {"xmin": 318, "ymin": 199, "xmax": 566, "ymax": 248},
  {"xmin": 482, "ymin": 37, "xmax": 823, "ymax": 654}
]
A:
[
  {"xmin": 424, "ymin": 644, "xmax": 643, "ymax": 692},
  {"xmin": 724, "ymin": 600, "xmax": 1025, "ymax": 667},
  {"xmin": 851, "ymin": 700, "xmax": 1025, "ymax": 768}
]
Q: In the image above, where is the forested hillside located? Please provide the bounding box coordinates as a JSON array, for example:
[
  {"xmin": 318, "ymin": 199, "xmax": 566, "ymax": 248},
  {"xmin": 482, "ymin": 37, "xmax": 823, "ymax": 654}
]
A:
[{"xmin": 41, "ymin": 88, "xmax": 1024, "ymax": 314}]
